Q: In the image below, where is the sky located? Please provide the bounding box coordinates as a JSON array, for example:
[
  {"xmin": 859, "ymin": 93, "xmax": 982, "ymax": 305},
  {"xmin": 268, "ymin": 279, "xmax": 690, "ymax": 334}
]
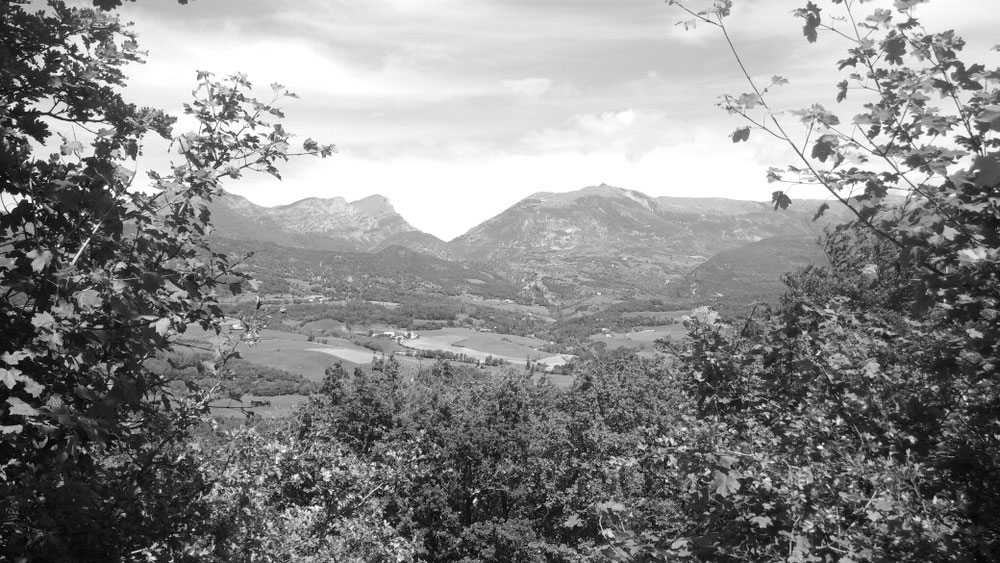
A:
[{"xmin": 99, "ymin": 0, "xmax": 1000, "ymax": 240}]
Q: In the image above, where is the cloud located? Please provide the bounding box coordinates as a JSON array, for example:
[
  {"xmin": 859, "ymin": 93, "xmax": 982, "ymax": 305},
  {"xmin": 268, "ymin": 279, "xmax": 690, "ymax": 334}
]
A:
[
  {"xmin": 520, "ymin": 109, "xmax": 684, "ymax": 162},
  {"xmin": 502, "ymin": 78, "xmax": 553, "ymax": 100}
]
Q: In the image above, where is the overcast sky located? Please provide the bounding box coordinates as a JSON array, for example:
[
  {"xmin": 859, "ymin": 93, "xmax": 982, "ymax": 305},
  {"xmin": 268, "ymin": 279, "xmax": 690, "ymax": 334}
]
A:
[{"xmin": 109, "ymin": 0, "xmax": 998, "ymax": 240}]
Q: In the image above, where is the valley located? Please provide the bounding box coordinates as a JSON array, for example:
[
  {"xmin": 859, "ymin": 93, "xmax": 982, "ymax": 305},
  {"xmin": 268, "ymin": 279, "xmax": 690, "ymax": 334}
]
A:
[{"xmin": 190, "ymin": 183, "xmax": 845, "ymax": 415}]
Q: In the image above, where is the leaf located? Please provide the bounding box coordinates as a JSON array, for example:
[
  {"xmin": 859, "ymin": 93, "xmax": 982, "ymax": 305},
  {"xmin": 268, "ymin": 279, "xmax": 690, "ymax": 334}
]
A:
[
  {"xmin": 794, "ymin": 2, "xmax": 822, "ymax": 43},
  {"xmin": 7, "ymin": 397, "xmax": 40, "ymax": 417},
  {"xmin": 197, "ymin": 360, "xmax": 217, "ymax": 376},
  {"xmin": 750, "ymin": 515, "xmax": 773, "ymax": 529},
  {"xmin": 717, "ymin": 455, "xmax": 739, "ymax": 469},
  {"xmin": 141, "ymin": 272, "xmax": 165, "ymax": 292},
  {"xmin": 76, "ymin": 289, "xmax": 103, "ymax": 310},
  {"xmin": 971, "ymin": 155, "xmax": 1000, "ymax": 189},
  {"xmin": 712, "ymin": 469, "xmax": 742, "ymax": 497},
  {"xmin": 893, "ymin": 0, "xmax": 929, "ymax": 11},
  {"xmin": 731, "ymin": 127, "xmax": 750, "ymax": 143},
  {"xmin": 812, "ymin": 202, "xmax": 830, "ymax": 221},
  {"xmin": 976, "ymin": 105, "xmax": 1000, "ymax": 132},
  {"xmin": 811, "ymin": 134, "xmax": 839, "ymax": 162},
  {"xmin": 836, "ymin": 80, "xmax": 848, "ymax": 103},
  {"xmin": 0, "ymin": 425, "xmax": 23, "ymax": 435},
  {"xmin": 563, "ymin": 513, "xmax": 584, "ymax": 528},
  {"xmin": 882, "ymin": 33, "xmax": 906, "ymax": 65},
  {"xmin": 1, "ymin": 368, "xmax": 19, "ymax": 389},
  {"xmin": 154, "ymin": 317, "xmax": 171, "ymax": 337},
  {"xmin": 31, "ymin": 312, "xmax": 56, "ymax": 328},
  {"xmin": 21, "ymin": 378, "xmax": 44, "ymax": 398},
  {"xmin": 26, "ymin": 249, "xmax": 52, "ymax": 273},
  {"xmin": 60, "ymin": 140, "xmax": 84, "ymax": 156},
  {"xmin": 772, "ymin": 190, "xmax": 792, "ymax": 210},
  {"xmin": 958, "ymin": 247, "xmax": 987, "ymax": 264}
]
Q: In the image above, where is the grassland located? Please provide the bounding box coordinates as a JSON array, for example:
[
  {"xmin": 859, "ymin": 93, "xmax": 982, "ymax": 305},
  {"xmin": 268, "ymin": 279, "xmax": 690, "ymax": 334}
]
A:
[{"xmin": 403, "ymin": 327, "xmax": 562, "ymax": 364}]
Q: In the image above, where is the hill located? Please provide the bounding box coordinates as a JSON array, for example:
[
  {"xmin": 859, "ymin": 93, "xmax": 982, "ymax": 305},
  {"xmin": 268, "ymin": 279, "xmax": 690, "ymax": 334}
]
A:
[
  {"xmin": 452, "ymin": 184, "xmax": 847, "ymax": 300},
  {"xmin": 208, "ymin": 190, "xmax": 456, "ymax": 258},
  {"xmin": 210, "ymin": 237, "xmax": 522, "ymax": 302},
  {"xmin": 672, "ymin": 235, "xmax": 830, "ymax": 316}
]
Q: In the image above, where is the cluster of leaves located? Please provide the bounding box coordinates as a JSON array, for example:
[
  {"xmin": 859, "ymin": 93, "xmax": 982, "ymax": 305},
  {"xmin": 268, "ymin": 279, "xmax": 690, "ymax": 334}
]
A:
[
  {"xmin": 1, "ymin": 0, "xmax": 331, "ymax": 558},
  {"xmin": 655, "ymin": 0, "xmax": 1000, "ymax": 560}
]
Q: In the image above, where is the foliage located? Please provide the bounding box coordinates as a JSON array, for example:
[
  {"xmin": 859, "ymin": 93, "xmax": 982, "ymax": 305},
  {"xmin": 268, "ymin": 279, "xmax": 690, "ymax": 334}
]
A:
[
  {"xmin": 660, "ymin": 0, "xmax": 1000, "ymax": 560},
  {"xmin": 0, "ymin": 0, "xmax": 331, "ymax": 558}
]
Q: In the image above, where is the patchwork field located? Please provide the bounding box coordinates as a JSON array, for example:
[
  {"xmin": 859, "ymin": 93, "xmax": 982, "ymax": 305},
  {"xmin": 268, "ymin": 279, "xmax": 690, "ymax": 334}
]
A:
[
  {"xmin": 589, "ymin": 324, "xmax": 687, "ymax": 357},
  {"xmin": 180, "ymin": 325, "xmax": 372, "ymax": 381},
  {"xmin": 308, "ymin": 346, "xmax": 379, "ymax": 364},
  {"xmin": 403, "ymin": 327, "xmax": 558, "ymax": 364},
  {"xmin": 181, "ymin": 322, "xmax": 578, "ymax": 396}
]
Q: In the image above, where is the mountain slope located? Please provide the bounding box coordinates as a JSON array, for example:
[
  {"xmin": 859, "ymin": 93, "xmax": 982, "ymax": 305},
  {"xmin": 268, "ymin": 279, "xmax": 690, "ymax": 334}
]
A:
[
  {"xmin": 208, "ymin": 190, "xmax": 454, "ymax": 256},
  {"xmin": 672, "ymin": 235, "xmax": 829, "ymax": 315},
  {"xmin": 452, "ymin": 184, "xmax": 847, "ymax": 299},
  {"xmin": 211, "ymin": 237, "xmax": 520, "ymax": 301}
]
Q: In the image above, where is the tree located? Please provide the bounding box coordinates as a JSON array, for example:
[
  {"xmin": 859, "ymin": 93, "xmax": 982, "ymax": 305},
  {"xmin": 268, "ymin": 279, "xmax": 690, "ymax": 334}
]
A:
[
  {"xmin": 1, "ymin": 0, "xmax": 333, "ymax": 558},
  {"xmin": 662, "ymin": 0, "xmax": 1000, "ymax": 559}
]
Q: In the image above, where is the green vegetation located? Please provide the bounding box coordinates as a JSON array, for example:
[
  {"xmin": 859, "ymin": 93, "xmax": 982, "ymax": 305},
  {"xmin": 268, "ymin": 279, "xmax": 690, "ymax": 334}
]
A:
[
  {"xmin": 4, "ymin": 1, "xmax": 999, "ymax": 561},
  {"xmin": 146, "ymin": 349, "xmax": 318, "ymax": 397}
]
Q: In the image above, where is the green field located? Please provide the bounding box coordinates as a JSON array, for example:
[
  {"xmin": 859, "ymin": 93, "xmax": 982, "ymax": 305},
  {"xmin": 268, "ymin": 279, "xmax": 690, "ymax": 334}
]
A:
[
  {"xmin": 181, "ymin": 325, "xmax": 373, "ymax": 381},
  {"xmin": 182, "ymin": 323, "xmax": 578, "ymax": 392},
  {"xmin": 210, "ymin": 393, "xmax": 309, "ymax": 418},
  {"xmin": 588, "ymin": 324, "xmax": 686, "ymax": 357},
  {"xmin": 404, "ymin": 327, "xmax": 560, "ymax": 364}
]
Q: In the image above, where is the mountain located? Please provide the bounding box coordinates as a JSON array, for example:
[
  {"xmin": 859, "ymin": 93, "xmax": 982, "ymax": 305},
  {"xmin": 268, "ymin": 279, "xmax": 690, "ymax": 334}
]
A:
[
  {"xmin": 672, "ymin": 235, "xmax": 829, "ymax": 315},
  {"xmin": 452, "ymin": 184, "xmax": 847, "ymax": 299},
  {"xmin": 208, "ymin": 184, "xmax": 853, "ymax": 304},
  {"xmin": 208, "ymin": 191, "xmax": 455, "ymax": 258},
  {"xmin": 210, "ymin": 237, "xmax": 521, "ymax": 301}
]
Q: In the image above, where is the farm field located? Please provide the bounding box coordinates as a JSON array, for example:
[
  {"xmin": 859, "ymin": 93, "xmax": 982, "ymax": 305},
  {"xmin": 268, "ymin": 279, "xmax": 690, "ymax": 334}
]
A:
[
  {"xmin": 308, "ymin": 346, "xmax": 380, "ymax": 364},
  {"xmin": 300, "ymin": 319, "xmax": 346, "ymax": 332},
  {"xmin": 589, "ymin": 324, "xmax": 686, "ymax": 357},
  {"xmin": 180, "ymin": 323, "xmax": 577, "ymax": 390},
  {"xmin": 180, "ymin": 325, "xmax": 371, "ymax": 381},
  {"xmin": 404, "ymin": 327, "xmax": 556, "ymax": 364},
  {"xmin": 456, "ymin": 296, "xmax": 555, "ymax": 321}
]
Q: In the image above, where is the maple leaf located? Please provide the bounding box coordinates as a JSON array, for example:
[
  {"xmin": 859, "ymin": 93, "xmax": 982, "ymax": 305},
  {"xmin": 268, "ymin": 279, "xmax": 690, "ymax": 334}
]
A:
[
  {"xmin": 76, "ymin": 289, "xmax": 103, "ymax": 310},
  {"xmin": 811, "ymin": 134, "xmax": 839, "ymax": 162},
  {"xmin": 712, "ymin": 469, "xmax": 742, "ymax": 496},
  {"xmin": 60, "ymin": 140, "xmax": 85, "ymax": 156},
  {"xmin": 772, "ymin": 191, "xmax": 792, "ymax": 210},
  {"xmin": 794, "ymin": 2, "xmax": 822, "ymax": 43},
  {"xmin": 731, "ymin": 127, "xmax": 750, "ymax": 143},
  {"xmin": 1, "ymin": 368, "xmax": 20, "ymax": 389},
  {"xmin": 7, "ymin": 397, "xmax": 40, "ymax": 417},
  {"xmin": 26, "ymin": 249, "xmax": 52, "ymax": 273},
  {"xmin": 882, "ymin": 34, "xmax": 906, "ymax": 65}
]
